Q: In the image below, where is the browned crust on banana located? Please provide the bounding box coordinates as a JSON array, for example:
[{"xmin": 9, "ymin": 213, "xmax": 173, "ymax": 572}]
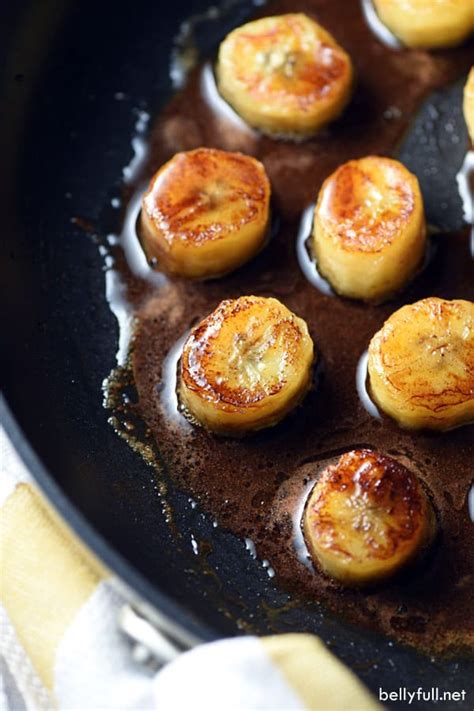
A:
[
  {"xmin": 231, "ymin": 17, "xmax": 349, "ymax": 108},
  {"xmin": 316, "ymin": 157, "xmax": 418, "ymax": 253},
  {"xmin": 181, "ymin": 297, "xmax": 307, "ymax": 408},
  {"xmin": 370, "ymin": 298, "xmax": 474, "ymax": 412},
  {"xmin": 305, "ymin": 450, "xmax": 429, "ymax": 562},
  {"xmin": 142, "ymin": 148, "xmax": 270, "ymax": 245}
]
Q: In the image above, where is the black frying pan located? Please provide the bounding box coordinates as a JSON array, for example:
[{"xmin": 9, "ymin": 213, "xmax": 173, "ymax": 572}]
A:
[{"xmin": 1, "ymin": 1, "xmax": 473, "ymax": 708}]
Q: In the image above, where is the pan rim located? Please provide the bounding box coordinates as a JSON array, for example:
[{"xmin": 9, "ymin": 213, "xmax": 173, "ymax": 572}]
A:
[{"xmin": 0, "ymin": 392, "xmax": 217, "ymax": 649}]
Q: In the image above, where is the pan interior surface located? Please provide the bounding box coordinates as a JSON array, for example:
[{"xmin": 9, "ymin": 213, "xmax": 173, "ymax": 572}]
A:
[{"xmin": 1, "ymin": 1, "xmax": 473, "ymax": 708}]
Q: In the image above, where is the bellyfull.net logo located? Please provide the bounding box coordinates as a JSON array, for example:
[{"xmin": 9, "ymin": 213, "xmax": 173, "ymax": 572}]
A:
[{"xmin": 379, "ymin": 687, "xmax": 468, "ymax": 705}]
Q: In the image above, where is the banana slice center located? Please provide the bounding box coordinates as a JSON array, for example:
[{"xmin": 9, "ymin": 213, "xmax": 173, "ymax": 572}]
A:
[
  {"xmin": 227, "ymin": 319, "xmax": 286, "ymax": 390},
  {"xmin": 256, "ymin": 48, "xmax": 299, "ymax": 78}
]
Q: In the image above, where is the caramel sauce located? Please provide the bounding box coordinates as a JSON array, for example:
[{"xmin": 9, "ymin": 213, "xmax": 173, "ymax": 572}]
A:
[{"xmin": 103, "ymin": 0, "xmax": 474, "ymax": 654}]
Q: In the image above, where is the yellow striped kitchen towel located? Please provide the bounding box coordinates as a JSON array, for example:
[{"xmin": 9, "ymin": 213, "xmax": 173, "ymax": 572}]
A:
[{"xmin": 0, "ymin": 428, "xmax": 381, "ymax": 710}]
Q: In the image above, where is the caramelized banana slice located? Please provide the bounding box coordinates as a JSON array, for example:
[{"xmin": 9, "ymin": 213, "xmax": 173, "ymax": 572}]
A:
[
  {"xmin": 312, "ymin": 156, "xmax": 426, "ymax": 302},
  {"xmin": 179, "ymin": 296, "xmax": 314, "ymax": 435},
  {"xmin": 303, "ymin": 449, "xmax": 436, "ymax": 587},
  {"xmin": 216, "ymin": 13, "xmax": 353, "ymax": 138},
  {"xmin": 464, "ymin": 67, "xmax": 474, "ymax": 144},
  {"xmin": 368, "ymin": 298, "xmax": 474, "ymax": 430},
  {"xmin": 373, "ymin": 0, "xmax": 474, "ymax": 48},
  {"xmin": 140, "ymin": 148, "xmax": 270, "ymax": 278}
]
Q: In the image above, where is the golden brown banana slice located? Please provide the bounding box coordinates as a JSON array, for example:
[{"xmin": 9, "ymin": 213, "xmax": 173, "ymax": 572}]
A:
[
  {"xmin": 216, "ymin": 13, "xmax": 353, "ymax": 138},
  {"xmin": 303, "ymin": 449, "xmax": 436, "ymax": 587},
  {"xmin": 373, "ymin": 0, "xmax": 474, "ymax": 48},
  {"xmin": 179, "ymin": 296, "xmax": 314, "ymax": 435},
  {"xmin": 464, "ymin": 67, "xmax": 474, "ymax": 144},
  {"xmin": 140, "ymin": 148, "xmax": 270, "ymax": 278},
  {"xmin": 312, "ymin": 156, "xmax": 426, "ymax": 302},
  {"xmin": 368, "ymin": 297, "xmax": 474, "ymax": 430}
]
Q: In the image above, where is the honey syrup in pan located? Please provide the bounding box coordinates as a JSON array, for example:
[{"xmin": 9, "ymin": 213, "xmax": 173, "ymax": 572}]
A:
[{"xmin": 104, "ymin": 0, "xmax": 474, "ymax": 654}]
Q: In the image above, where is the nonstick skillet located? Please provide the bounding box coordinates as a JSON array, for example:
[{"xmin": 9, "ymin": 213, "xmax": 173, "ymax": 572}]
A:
[{"xmin": 1, "ymin": 1, "xmax": 473, "ymax": 708}]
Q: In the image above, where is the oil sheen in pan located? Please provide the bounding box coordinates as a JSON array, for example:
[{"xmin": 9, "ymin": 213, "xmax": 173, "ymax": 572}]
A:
[
  {"xmin": 356, "ymin": 350, "xmax": 382, "ymax": 421},
  {"xmin": 360, "ymin": 0, "xmax": 402, "ymax": 49},
  {"xmin": 160, "ymin": 330, "xmax": 193, "ymax": 430},
  {"xmin": 100, "ymin": 0, "xmax": 474, "ymax": 656},
  {"xmin": 456, "ymin": 150, "xmax": 474, "ymax": 255},
  {"xmin": 295, "ymin": 204, "xmax": 334, "ymax": 297}
]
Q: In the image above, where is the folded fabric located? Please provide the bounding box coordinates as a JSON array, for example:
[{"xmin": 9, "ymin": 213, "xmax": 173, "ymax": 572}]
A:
[{"xmin": 0, "ymin": 428, "xmax": 381, "ymax": 710}]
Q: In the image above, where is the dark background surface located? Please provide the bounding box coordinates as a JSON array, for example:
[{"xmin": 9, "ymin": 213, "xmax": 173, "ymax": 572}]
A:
[{"xmin": 1, "ymin": 1, "xmax": 473, "ymax": 707}]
